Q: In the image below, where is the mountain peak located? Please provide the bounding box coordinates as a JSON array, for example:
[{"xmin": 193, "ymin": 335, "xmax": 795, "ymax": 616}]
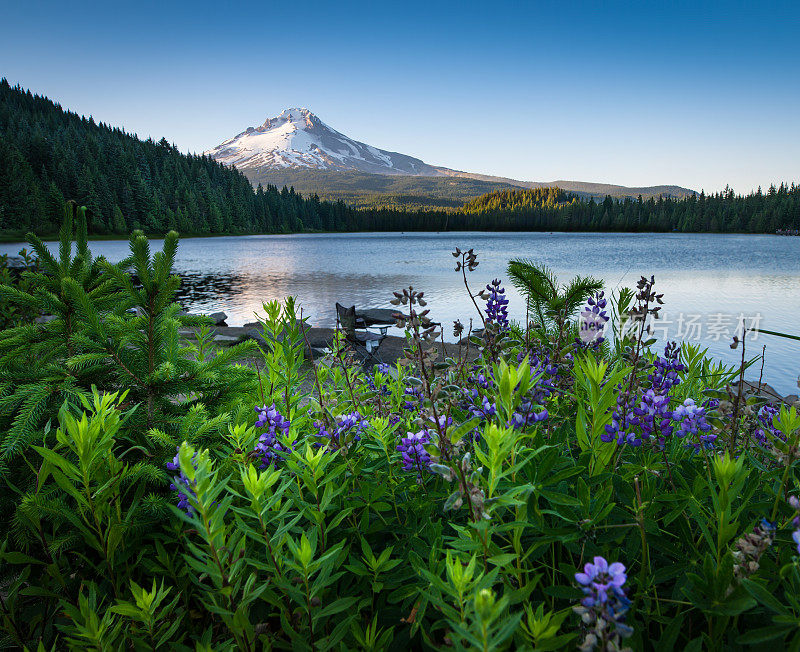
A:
[
  {"xmin": 259, "ymin": 107, "xmax": 318, "ymax": 131},
  {"xmin": 205, "ymin": 107, "xmax": 436, "ymax": 175}
]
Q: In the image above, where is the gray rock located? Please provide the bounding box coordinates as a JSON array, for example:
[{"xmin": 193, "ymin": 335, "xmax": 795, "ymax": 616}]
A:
[
  {"xmin": 245, "ymin": 329, "xmax": 268, "ymax": 347},
  {"xmin": 35, "ymin": 314, "xmax": 57, "ymax": 324},
  {"xmin": 209, "ymin": 311, "xmax": 228, "ymax": 326},
  {"xmin": 308, "ymin": 347, "xmax": 328, "ymax": 360}
]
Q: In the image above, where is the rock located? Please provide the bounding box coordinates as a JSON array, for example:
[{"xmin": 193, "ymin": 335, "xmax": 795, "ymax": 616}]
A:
[
  {"xmin": 209, "ymin": 311, "xmax": 228, "ymax": 326},
  {"xmin": 458, "ymin": 329, "xmax": 484, "ymax": 345},
  {"xmin": 213, "ymin": 334, "xmax": 240, "ymax": 343},
  {"xmin": 245, "ymin": 329, "xmax": 268, "ymax": 347},
  {"xmin": 35, "ymin": 314, "xmax": 57, "ymax": 324},
  {"xmin": 308, "ymin": 347, "xmax": 328, "ymax": 360},
  {"xmin": 731, "ymin": 380, "xmax": 799, "ymax": 405},
  {"xmin": 242, "ymin": 321, "xmax": 260, "ymax": 330}
]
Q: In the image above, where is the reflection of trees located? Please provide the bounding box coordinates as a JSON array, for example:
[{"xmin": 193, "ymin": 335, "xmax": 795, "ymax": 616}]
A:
[
  {"xmin": 173, "ymin": 269, "xmax": 418, "ymax": 328},
  {"xmin": 177, "ymin": 272, "xmax": 248, "ymax": 308}
]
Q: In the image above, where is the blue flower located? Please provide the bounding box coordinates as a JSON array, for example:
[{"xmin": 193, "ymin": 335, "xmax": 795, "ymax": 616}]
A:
[
  {"xmin": 253, "ymin": 404, "xmax": 291, "ymax": 468},
  {"xmin": 484, "ymin": 279, "xmax": 509, "ymax": 329},
  {"xmin": 396, "ymin": 429, "xmax": 433, "ymax": 474},
  {"xmin": 317, "ymin": 411, "xmax": 369, "ymax": 450},
  {"xmin": 574, "ymin": 556, "xmax": 633, "ymax": 649},
  {"xmin": 166, "ymin": 447, "xmax": 197, "ymax": 515}
]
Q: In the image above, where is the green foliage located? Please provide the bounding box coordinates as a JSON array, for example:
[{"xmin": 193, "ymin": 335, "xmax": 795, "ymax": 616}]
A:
[
  {"xmin": 0, "ymin": 206, "xmax": 257, "ymax": 527},
  {"xmin": 3, "ymin": 228, "xmax": 800, "ymax": 650},
  {"xmin": 507, "ymin": 258, "xmax": 603, "ymax": 333}
]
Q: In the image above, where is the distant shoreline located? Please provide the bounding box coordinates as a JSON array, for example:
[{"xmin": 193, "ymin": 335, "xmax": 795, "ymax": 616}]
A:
[{"xmin": 1, "ymin": 228, "xmax": 791, "ymax": 246}]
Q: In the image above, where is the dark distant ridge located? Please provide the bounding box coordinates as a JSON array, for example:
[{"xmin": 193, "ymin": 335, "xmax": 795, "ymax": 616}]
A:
[
  {"xmin": 429, "ymin": 170, "xmax": 696, "ymax": 201},
  {"xmin": 246, "ymin": 169, "xmax": 695, "ymax": 211}
]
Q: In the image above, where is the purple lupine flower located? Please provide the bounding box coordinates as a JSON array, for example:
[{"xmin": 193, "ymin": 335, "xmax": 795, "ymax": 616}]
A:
[
  {"xmin": 789, "ymin": 496, "xmax": 800, "ymax": 555},
  {"xmin": 402, "ymin": 386, "xmax": 422, "ymax": 411},
  {"xmin": 253, "ymin": 404, "xmax": 291, "ymax": 468},
  {"xmin": 604, "ymin": 343, "xmax": 685, "ymax": 448},
  {"xmin": 649, "ymin": 341, "xmax": 685, "ymax": 393},
  {"xmin": 574, "ymin": 556, "xmax": 633, "ymax": 650},
  {"xmin": 602, "ymin": 387, "xmax": 642, "ymax": 446},
  {"xmin": 468, "ymin": 370, "xmax": 492, "ymax": 390},
  {"xmin": 166, "ymin": 447, "xmax": 197, "ymax": 515},
  {"xmin": 577, "ymin": 292, "xmax": 609, "ymax": 348},
  {"xmin": 575, "ymin": 556, "xmax": 627, "ymax": 607},
  {"xmin": 396, "ymin": 429, "xmax": 433, "ymax": 474},
  {"xmin": 318, "ymin": 411, "xmax": 370, "ymax": 450},
  {"xmin": 634, "ymin": 388, "xmax": 674, "ymax": 442},
  {"xmin": 484, "ymin": 279, "xmax": 509, "ymax": 330},
  {"xmin": 469, "ymin": 394, "xmax": 497, "ymax": 421},
  {"xmin": 510, "ymin": 401, "xmax": 548, "ymax": 430},
  {"xmin": 755, "ymin": 404, "xmax": 782, "ymax": 446},
  {"xmin": 365, "ymin": 370, "xmax": 391, "ymax": 396},
  {"xmin": 672, "ymin": 398, "xmax": 716, "ymax": 451}
]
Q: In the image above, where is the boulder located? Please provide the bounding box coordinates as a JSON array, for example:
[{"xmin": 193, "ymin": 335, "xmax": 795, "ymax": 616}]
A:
[
  {"xmin": 245, "ymin": 329, "xmax": 268, "ymax": 347},
  {"xmin": 35, "ymin": 314, "xmax": 57, "ymax": 324},
  {"xmin": 209, "ymin": 311, "xmax": 228, "ymax": 326}
]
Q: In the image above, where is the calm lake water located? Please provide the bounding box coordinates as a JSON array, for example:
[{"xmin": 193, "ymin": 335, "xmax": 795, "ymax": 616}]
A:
[{"xmin": 5, "ymin": 232, "xmax": 800, "ymax": 395}]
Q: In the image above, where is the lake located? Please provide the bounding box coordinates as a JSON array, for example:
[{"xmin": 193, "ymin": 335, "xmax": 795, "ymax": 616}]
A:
[{"xmin": 4, "ymin": 232, "xmax": 799, "ymax": 395}]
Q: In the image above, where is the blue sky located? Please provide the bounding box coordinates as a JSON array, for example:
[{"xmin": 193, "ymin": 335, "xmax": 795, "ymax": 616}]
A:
[{"xmin": 2, "ymin": 0, "xmax": 798, "ymax": 192}]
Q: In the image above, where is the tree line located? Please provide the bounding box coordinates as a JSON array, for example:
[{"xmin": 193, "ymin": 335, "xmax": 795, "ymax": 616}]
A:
[{"xmin": 0, "ymin": 79, "xmax": 357, "ymax": 235}]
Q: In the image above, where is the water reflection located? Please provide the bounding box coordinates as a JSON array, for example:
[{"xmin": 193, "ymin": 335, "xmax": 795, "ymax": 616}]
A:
[{"xmin": 4, "ymin": 232, "xmax": 799, "ymax": 393}]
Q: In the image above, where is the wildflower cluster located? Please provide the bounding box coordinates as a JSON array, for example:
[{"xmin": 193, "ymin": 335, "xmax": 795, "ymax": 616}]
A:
[
  {"xmin": 578, "ymin": 292, "xmax": 609, "ymax": 347},
  {"xmin": 755, "ymin": 404, "xmax": 782, "ymax": 446},
  {"xmin": 462, "ymin": 362, "xmax": 550, "ymax": 430},
  {"xmin": 254, "ymin": 404, "xmax": 291, "ymax": 468},
  {"xmin": 673, "ymin": 398, "xmax": 715, "ymax": 450},
  {"xmin": 316, "ymin": 411, "xmax": 369, "ymax": 450},
  {"xmin": 604, "ymin": 342, "xmax": 695, "ymax": 448},
  {"xmin": 484, "ymin": 278, "xmax": 509, "ymax": 330},
  {"xmin": 396, "ymin": 429, "xmax": 433, "ymax": 474},
  {"xmin": 402, "ymin": 386, "xmax": 422, "ymax": 411},
  {"xmin": 573, "ymin": 556, "xmax": 633, "ymax": 651}
]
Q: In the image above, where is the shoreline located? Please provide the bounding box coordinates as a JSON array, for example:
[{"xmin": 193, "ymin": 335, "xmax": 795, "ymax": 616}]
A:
[
  {"xmin": 1, "ymin": 229, "xmax": 790, "ymax": 246},
  {"xmin": 181, "ymin": 323, "xmax": 800, "ymax": 409}
]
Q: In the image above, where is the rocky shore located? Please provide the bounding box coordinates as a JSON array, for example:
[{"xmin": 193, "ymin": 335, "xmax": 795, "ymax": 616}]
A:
[{"xmin": 177, "ymin": 312, "xmax": 476, "ymax": 368}]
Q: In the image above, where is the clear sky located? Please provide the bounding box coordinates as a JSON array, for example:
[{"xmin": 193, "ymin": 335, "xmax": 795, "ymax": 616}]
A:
[{"xmin": 2, "ymin": 0, "xmax": 798, "ymax": 192}]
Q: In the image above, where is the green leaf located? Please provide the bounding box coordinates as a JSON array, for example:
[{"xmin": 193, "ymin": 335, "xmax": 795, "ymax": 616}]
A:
[{"xmin": 742, "ymin": 578, "xmax": 790, "ymax": 615}]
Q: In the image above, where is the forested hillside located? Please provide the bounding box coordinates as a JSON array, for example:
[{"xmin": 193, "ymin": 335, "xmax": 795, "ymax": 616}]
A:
[
  {"xmin": 0, "ymin": 80, "xmax": 358, "ymax": 235},
  {"xmin": 457, "ymin": 186, "xmax": 800, "ymax": 232},
  {"xmin": 242, "ymin": 168, "xmax": 534, "ymax": 210}
]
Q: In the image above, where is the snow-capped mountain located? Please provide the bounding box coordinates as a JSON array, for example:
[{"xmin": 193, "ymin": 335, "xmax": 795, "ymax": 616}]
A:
[
  {"xmin": 204, "ymin": 108, "xmax": 443, "ymax": 176},
  {"xmin": 204, "ymin": 108, "xmax": 696, "ymax": 202}
]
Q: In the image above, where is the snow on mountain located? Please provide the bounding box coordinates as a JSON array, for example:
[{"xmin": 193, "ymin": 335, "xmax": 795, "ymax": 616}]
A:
[
  {"xmin": 204, "ymin": 108, "xmax": 697, "ymax": 200},
  {"xmin": 203, "ymin": 108, "xmax": 442, "ymax": 176}
]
